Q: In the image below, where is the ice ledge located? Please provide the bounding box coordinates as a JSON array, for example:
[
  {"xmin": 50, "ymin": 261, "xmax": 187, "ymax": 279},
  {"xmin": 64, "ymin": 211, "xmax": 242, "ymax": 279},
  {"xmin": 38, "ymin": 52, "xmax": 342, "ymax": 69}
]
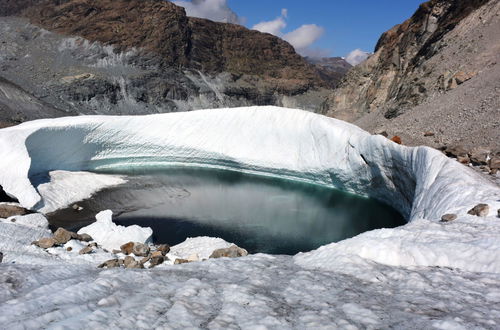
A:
[{"xmin": 0, "ymin": 106, "xmax": 498, "ymax": 220}]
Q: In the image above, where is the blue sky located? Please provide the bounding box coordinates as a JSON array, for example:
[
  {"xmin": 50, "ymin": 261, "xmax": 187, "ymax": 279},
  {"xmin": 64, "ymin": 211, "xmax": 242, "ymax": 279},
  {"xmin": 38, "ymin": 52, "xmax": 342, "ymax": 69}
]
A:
[{"xmin": 173, "ymin": 0, "xmax": 424, "ymax": 62}]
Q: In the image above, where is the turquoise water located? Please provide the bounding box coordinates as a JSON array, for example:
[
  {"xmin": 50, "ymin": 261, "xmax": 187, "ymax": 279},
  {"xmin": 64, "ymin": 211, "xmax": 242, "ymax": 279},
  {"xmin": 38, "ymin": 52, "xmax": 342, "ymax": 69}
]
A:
[{"xmin": 97, "ymin": 167, "xmax": 406, "ymax": 255}]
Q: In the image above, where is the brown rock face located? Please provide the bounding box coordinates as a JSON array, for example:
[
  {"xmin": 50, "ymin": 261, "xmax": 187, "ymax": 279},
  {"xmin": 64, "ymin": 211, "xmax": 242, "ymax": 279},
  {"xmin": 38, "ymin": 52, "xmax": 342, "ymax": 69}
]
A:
[
  {"xmin": 9, "ymin": 0, "xmax": 325, "ymax": 94},
  {"xmin": 326, "ymin": 0, "xmax": 490, "ymax": 120},
  {"xmin": 0, "ymin": 204, "xmax": 29, "ymax": 218}
]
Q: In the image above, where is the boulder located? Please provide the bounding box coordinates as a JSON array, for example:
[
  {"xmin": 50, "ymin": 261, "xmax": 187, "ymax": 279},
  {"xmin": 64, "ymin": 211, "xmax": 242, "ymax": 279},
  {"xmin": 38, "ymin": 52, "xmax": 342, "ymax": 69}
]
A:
[
  {"xmin": 120, "ymin": 242, "xmax": 134, "ymax": 255},
  {"xmin": 98, "ymin": 259, "xmax": 121, "ymax": 269},
  {"xmin": 123, "ymin": 256, "xmax": 136, "ymax": 267},
  {"xmin": 440, "ymin": 214, "xmax": 457, "ymax": 222},
  {"xmin": 444, "ymin": 145, "xmax": 468, "ymax": 158},
  {"xmin": 456, "ymin": 155, "xmax": 470, "ymax": 164},
  {"xmin": 79, "ymin": 246, "xmax": 93, "ymax": 255},
  {"xmin": 469, "ymin": 147, "xmax": 490, "ymax": 165},
  {"xmin": 132, "ymin": 243, "xmax": 150, "ymax": 257},
  {"xmin": 149, "ymin": 256, "xmax": 165, "ymax": 268},
  {"xmin": 151, "ymin": 251, "xmax": 163, "ymax": 258},
  {"xmin": 34, "ymin": 237, "xmax": 57, "ymax": 249},
  {"xmin": 467, "ymin": 204, "xmax": 490, "ymax": 217},
  {"xmin": 53, "ymin": 228, "xmax": 74, "ymax": 245},
  {"xmin": 0, "ymin": 204, "xmax": 29, "ymax": 218},
  {"xmin": 209, "ymin": 245, "xmax": 248, "ymax": 259},
  {"xmin": 157, "ymin": 244, "xmax": 170, "ymax": 255},
  {"xmin": 390, "ymin": 136, "xmax": 402, "ymax": 144},
  {"xmin": 489, "ymin": 156, "xmax": 500, "ymax": 170},
  {"xmin": 126, "ymin": 261, "xmax": 144, "ymax": 269},
  {"xmin": 76, "ymin": 233, "xmax": 93, "ymax": 242}
]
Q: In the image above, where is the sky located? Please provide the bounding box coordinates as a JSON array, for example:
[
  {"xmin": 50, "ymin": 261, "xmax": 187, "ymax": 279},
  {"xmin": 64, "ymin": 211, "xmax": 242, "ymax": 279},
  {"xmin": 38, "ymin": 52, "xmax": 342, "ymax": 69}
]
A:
[{"xmin": 173, "ymin": 0, "xmax": 425, "ymax": 65}]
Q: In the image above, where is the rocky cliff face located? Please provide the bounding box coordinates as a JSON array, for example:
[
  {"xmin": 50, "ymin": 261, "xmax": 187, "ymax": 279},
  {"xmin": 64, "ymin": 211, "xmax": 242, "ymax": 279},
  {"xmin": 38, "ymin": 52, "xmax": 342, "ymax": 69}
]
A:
[
  {"xmin": 0, "ymin": 0, "xmax": 335, "ymax": 124},
  {"xmin": 326, "ymin": 0, "xmax": 491, "ymax": 121}
]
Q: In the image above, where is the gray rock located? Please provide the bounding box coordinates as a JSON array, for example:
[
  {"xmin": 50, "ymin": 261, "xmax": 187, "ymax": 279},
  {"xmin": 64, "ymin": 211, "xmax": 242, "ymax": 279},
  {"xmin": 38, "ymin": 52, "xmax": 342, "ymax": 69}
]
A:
[
  {"xmin": 469, "ymin": 147, "xmax": 490, "ymax": 165},
  {"xmin": 78, "ymin": 246, "xmax": 93, "ymax": 255},
  {"xmin": 489, "ymin": 156, "xmax": 500, "ymax": 170},
  {"xmin": 440, "ymin": 213, "xmax": 457, "ymax": 222},
  {"xmin": 53, "ymin": 227, "xmax": 74, "ymax": 245},
  {"xmin": 445, "ymin": 145, "xmax": 469, "ymax": 158},
  {"xmin": 209, "ymin": 245, "xmax": 248, "ymax": 259},
  {"xmin": 124, "ymin": 256, "xmax": 144, "ymax": 269},
  {"xmin": 98, "ymin": 259, "xmax": 121, "ymax": 268},
  {"xmin": 75, "ymin": 233, "xmax": 93, "ymax": 242},
  {"xmin": 132, "ymin": 243, "xmax": 150, "ymax": 257},
  {"xmin": 123, "ymin": 256, "xmax": 136, "ymax": 267},
  {"xmin": 467, "ymin": 204, "xmax": 490, "ymax": 217},
  {"xmin": 34, "ymin": 237, "xmax": 57, "ymax": 249},
  {"xmin": 174, "ymin": 258, "xmax": 189, "ymax": 265},
  {"xmin": 127, "ymin": 261, "xmax": 144, "ymax": 269}
]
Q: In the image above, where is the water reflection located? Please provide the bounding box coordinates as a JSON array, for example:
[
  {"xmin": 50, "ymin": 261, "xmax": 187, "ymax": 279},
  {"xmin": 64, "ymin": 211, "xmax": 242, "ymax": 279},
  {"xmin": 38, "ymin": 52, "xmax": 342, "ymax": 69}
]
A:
[{"xmin": 107, "ymin": 168, "xmax": 406, "ymax": 255}]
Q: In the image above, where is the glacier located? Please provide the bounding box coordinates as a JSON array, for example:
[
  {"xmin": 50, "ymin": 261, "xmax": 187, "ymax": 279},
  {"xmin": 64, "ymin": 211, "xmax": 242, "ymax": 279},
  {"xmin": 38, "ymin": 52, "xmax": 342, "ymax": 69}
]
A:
[{"xmin": 1, "ymin": 106, "xmax": 500, "ymax": 328}]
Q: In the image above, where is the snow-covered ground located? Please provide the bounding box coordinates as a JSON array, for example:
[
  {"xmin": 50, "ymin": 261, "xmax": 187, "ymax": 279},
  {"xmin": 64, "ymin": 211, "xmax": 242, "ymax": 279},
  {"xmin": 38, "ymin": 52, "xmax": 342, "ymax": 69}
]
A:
[{"xmin": 1, "ymin": 106, "xmax": 500, "ymax": 328}]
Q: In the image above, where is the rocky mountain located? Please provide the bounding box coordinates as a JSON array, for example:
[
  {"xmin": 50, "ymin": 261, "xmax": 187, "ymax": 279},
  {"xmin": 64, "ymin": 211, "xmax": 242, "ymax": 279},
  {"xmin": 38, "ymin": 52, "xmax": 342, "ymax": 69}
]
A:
[
  {"xmin": 0, "ymin": 0, "xmax": 335, "ymax": 125},
  {"xmin": 306, "ymin": 57, "xmax": 352, "ymax": 87},
  {"xmin": 326, "ymin": 0, "xmax": 499, "ymax": 150}
]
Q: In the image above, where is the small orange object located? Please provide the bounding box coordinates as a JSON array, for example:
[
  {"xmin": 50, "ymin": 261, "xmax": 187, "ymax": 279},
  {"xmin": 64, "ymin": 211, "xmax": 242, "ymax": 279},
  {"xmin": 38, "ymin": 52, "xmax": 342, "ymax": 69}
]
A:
[{"xmin": 391, "ymin": 136, "xmax": 402, "ymax": 144}]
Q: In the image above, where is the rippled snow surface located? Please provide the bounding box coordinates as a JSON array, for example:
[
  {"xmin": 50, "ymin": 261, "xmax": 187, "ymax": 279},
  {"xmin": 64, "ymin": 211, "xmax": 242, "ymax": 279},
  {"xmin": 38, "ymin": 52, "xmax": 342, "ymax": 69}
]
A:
[{"xmin": 2, "ymin": 256, "xmax": 500, "ymax": 329}]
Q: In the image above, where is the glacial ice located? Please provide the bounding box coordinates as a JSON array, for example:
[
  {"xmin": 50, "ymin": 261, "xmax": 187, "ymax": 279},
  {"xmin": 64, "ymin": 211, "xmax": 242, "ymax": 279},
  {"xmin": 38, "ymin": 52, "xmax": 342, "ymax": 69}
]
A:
[
  {"xmin": 77, "ymin": 210, "xmax": 153, "ymax": 251},
  {"xmin": 1, "ymin": 106, "xmax": 500, "ymax": 328}
]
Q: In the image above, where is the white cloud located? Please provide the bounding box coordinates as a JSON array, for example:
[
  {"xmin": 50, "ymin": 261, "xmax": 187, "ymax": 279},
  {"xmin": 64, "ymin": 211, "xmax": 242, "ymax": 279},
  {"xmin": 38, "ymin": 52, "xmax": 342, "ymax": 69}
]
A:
[
  {"xmin": 283, "ymin": 24, "xmax": 325, "ymax": 53},
  {"xmin": 173, "ymin": 0, "xmax": 241, "ymax": 24},
  {"xmin": 345, "ymin": 49, "xmax": 370, "ymax": 65},
  {"xmin": 252, "ymin": 15, "xmax": 287, "ymax": 36},
  {"xmin": 252, "ymin": 10, "xmax": 326, "ymax": 57}
]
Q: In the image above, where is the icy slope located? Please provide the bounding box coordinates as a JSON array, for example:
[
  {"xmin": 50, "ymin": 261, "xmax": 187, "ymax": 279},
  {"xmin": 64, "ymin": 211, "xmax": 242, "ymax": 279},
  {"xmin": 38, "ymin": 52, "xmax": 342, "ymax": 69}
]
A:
[{"xmin": 0, "ymin": 106, "xmax": 498, "ymax": 221}]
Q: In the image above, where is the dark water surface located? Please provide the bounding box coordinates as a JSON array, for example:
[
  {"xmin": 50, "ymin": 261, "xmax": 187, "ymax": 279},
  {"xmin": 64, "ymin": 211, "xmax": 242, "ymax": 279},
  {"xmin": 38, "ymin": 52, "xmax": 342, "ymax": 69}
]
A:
[{"xmin": 48, "ymin": 168, "xmax": 405, "ymax": 255}]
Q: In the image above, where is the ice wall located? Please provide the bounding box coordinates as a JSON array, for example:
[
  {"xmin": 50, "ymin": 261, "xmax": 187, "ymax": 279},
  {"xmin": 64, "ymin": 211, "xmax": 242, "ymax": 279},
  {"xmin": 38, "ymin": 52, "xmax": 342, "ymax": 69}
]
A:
[{"xmin": 0, "ymin": 106, "xmax": 498, "ymax": 221}]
